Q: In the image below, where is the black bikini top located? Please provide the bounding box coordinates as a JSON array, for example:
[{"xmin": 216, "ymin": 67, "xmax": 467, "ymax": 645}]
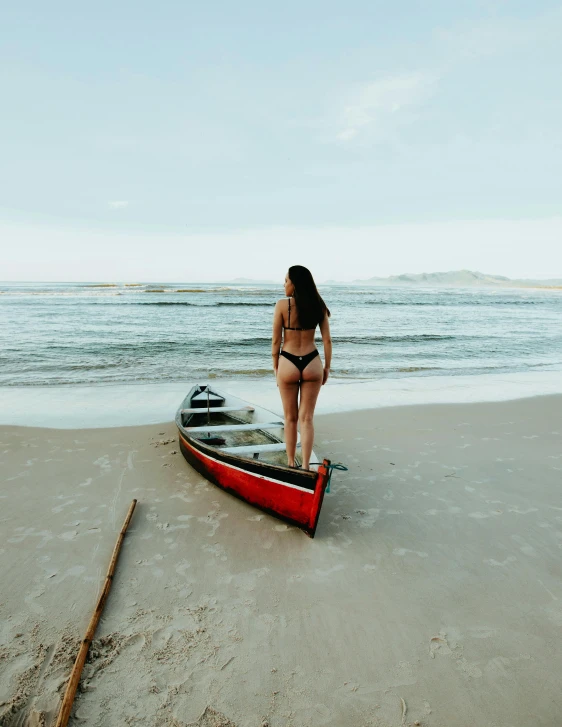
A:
[{"xmin": 283, "ymin": 297, "xmax": 315, "ymax": 331}]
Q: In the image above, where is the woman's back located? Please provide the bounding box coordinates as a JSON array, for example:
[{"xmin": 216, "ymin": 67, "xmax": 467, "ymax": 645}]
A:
[{"xmin": 281, "ymin": 297, "xmax": 317, "ymax": 355}]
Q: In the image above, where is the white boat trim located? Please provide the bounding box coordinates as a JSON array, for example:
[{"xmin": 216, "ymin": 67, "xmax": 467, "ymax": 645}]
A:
[{"xmin": 221, "ymin": 442, "xmax": 301, "ymax": 455}]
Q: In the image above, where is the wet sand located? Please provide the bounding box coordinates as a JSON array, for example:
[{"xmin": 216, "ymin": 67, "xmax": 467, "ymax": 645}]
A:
[{"xmin": 1, "ymin": 395, "xmax": 561, "ymax": 726}]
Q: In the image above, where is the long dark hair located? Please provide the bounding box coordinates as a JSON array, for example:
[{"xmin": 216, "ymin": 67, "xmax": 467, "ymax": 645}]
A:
[{"xmin": 288, "ymin": 265, "xmax": 331, "ymax": 329}]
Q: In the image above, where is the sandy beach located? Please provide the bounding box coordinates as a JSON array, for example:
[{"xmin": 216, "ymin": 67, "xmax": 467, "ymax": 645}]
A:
[{"xmin": 1, "ymin": 394, "xmax": 561, "ymax": 726}]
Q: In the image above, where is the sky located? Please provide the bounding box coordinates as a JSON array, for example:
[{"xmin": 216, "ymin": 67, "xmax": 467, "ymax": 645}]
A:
[{"xmin": 1, "ymin": 1, "xmax": 561, "ymax": 282}]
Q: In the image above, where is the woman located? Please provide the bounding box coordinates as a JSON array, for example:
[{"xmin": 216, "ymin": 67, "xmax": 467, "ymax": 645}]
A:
[{"xmin": 272, "ymin": 265, "xmax": 332, "ymax": 470}]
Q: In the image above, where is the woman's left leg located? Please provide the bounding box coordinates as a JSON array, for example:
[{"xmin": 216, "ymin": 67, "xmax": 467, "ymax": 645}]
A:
[{"xmin": 277, "ymin": 357, "xmax": 301, "ymax": 466}]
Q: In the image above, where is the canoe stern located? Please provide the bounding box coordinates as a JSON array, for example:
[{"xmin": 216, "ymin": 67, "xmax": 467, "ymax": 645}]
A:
[{"xmin": 178, "ymin": 431, "xmax": 330, "ymax": 537}]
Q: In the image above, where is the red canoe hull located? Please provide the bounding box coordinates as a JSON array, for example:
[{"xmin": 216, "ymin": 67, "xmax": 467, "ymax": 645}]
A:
[{"xmin": 178, "ymin": 432, "xmax": 330, "ymax": 537}]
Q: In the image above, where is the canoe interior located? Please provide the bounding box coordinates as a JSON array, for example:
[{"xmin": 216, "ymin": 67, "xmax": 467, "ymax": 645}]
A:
[
  {"xmin": 182, "ymin": 410, "xmax": 295, "ymax": 467},
  {"xmin": 179, "ymin": 385, "xmax": 302, "ymax": 468}
]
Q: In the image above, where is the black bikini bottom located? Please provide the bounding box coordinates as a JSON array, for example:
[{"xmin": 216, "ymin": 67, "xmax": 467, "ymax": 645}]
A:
[{"xmin": 279, "ymin": 349, "xmax": 320, "ymax": 378}]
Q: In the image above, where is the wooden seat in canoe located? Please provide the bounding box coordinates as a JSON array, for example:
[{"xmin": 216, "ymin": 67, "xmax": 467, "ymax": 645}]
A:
[
  {"xmin": 221, "ymin": 442, "xmax": 300, "ymax": 455},
  {"xmin": 181, "ymin": 406, "xmax": 255, "ymax": 414},
  {"xmin": 186, "ymin": 421, "xmax": 283, "ymax": 433}
]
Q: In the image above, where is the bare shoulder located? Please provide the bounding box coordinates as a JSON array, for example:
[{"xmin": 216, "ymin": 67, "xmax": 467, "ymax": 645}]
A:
[{"xmin": 273, "ymin": 299, "xmax": 287, "ymax": 320}]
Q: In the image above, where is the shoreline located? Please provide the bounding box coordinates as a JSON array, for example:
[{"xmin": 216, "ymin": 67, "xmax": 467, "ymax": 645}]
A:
[
  {"xmin": 1, "ymin": 395, "xmax": 561, "ymax": 725},
  {"xmin": 1, "ymin": 367, "xmax": 562, "ymax": 429}
]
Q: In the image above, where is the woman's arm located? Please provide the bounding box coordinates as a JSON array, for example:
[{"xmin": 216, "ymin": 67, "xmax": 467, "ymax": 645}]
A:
[
  {"xmin": 272, "ymin": 300, "xmax": 284, "ymax": 376},
  {"xmin": 319, "ymin": 313, "xmax": 332, "ymax": 385}
]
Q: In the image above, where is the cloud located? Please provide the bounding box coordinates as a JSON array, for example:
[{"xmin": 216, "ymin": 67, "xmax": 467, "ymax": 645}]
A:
[
  {"xmin": 434, "ymin": 6, "xmax": 562, "ymax": 62},
  {"xmin": 333, "ymin": 6, "xmax": 562, "ymax": 146},
  {"xmin": 337, "ymin": 72, "xmax": 438, "ymax": 143},
  {"xmin": 108, "ymin": 200, "xmax": 129, "ymax": 209}
]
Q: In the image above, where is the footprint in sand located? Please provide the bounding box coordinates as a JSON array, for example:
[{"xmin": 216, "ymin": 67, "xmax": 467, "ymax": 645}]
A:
[
  {"xmin": 485, "ymin": 556, "xmax": 517, "ymax": 567},
  {"xmin": 469, "ymin": 626, "xmax": 498, "ymax": 639},
  {"xmin": 24, "ymin": 586, "xmax": 46, "ymax": 615},
  {"xmin": 198, "ymin": 508, "xmax": 229, "ymax": 537},
  {"xmin": 393, "ymin": 548, "xmax": 428, "ymax": 558},
  {"xmin": 175, "ymin": 560, "xmax": 191, "ymax": 576},
  {"xmin": 507, "ymin": 506, "xmax": 538, "ymax": 515},
  {"xmin": 202, "ymin": 543, "xmax": 228, "ymax": 561},
  {"xmin": 51, "ymin": 497, "xmax": 76, "ymax": 514},
  {"xmin": 170, "ymin": 492, "xmax": 192, "ymax": 503},
  {"xmin": 59, "ymin": 531, "xmax": 78, "ymax": 541}
]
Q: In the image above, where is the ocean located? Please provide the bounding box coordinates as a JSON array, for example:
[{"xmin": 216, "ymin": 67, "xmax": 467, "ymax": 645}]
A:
[{"xmin": 1, "ymin": 281, "xmax": 562, "ymax": 389}]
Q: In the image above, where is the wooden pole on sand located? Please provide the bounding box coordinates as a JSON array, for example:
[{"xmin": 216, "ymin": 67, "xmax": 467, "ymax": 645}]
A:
[{"xmin": 54, "ymin": 498, "xmax": 138, "ymax": 727}]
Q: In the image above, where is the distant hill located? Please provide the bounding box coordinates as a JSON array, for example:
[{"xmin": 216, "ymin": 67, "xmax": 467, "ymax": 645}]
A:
[{"xmin": 350, "ymin": 270, "xmax": 562, "ymax": 288}]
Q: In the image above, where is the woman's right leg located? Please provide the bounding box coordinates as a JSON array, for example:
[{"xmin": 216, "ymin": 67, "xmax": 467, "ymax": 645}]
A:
[{"xmin": 298, "ymin": 357, "xmax": 324, "ymax": 469}]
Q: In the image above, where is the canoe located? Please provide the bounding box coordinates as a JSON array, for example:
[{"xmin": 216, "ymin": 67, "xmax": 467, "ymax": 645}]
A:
[{"xmin": 175, "ymin": 384, "xmax": 331, "ymax": 537}]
